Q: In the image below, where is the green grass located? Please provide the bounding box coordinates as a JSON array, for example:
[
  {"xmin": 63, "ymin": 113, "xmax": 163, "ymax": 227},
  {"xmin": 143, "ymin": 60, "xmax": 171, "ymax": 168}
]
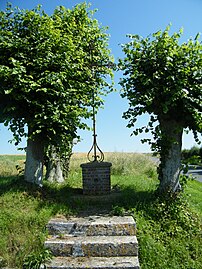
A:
[
  {"xmin": 0, "ymin": 153, "xmax": 201, "ymax": 268},
  {"xmin": 186, "ymin": 179, "xmax": 202, "ymax": 215}
]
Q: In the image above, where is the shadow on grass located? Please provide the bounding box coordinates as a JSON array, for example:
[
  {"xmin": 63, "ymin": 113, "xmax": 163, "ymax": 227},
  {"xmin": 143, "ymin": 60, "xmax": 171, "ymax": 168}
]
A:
[
  {"xmin": 118, "ymin": 186, "xmax": 156, "ymax": 207},
  {"xmin": 2, "ymin": 176, "xmax": 87, "ymax": 211},
  {"xmin": 0, "ymin": 175, "xmax": 24, "ymax": 194},
  {"xmin": 0, "ymin": 175, "xmax": 159, "ymax": 218}
]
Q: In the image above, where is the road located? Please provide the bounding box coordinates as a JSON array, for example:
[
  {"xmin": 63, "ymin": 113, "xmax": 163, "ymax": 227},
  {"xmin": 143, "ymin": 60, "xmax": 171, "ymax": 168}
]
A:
[
  {"xmin": 149, "ymin": 157, "xmax": 202, "ymax": 183},
  {"xmin": 187, "ymin": 166, "xmax": 202, "ymax": 183}
]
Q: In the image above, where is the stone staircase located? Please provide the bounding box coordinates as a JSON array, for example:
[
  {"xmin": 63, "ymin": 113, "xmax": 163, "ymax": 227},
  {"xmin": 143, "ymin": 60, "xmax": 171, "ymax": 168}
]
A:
[{"xmin": 42, "ymin": 215, "xmax": 140, "ymax": 269}]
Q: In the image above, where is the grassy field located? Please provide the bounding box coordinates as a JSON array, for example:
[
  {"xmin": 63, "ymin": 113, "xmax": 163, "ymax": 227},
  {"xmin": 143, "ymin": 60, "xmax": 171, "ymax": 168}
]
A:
[{"xmin": 0, "ymin": 153, "xmax": 201, "ymax": 268}]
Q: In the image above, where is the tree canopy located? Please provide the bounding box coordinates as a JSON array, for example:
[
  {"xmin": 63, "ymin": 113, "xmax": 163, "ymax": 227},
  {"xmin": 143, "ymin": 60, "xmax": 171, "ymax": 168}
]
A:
[
  {"xmin": 119, "ymin": 26, "xmax": 202, "ymax": 151},
  {"xmin": 0, "ymin": 3, "xmax": 113, "ymax": 146},
  {"xmin": 119, "ymin": 26, "xmax": 202, "ymax": 192}
]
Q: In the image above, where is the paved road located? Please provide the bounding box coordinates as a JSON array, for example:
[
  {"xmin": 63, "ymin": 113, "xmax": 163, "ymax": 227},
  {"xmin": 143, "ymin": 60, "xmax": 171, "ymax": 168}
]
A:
[
  {"xmin": 187, "ymin": 166, "xmax": 202, "ymax": 183},
  {"xmin": 150, "ymin": 157, "xmax": 202, "ymax": 183}
]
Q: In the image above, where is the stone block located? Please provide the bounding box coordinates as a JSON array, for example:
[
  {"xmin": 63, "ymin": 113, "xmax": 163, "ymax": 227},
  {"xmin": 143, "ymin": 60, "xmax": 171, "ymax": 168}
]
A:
[
  {"xmin": 45, "ymin": 235, "xmax": 138, "ymax": 257},
  {"xmin": 80, "ymin": 162, "xmax": 112, "ymax": 195},
  {"xmin": 43, "ymin": 215, "xmax": 140, "ymax": 269},
  {"xmin": 43, "ymin": 256, "xmax": 140, "ymax": 269},
  {"xmin": 47, "ymin": 216, "xmax": 136, "ymax": 236}
]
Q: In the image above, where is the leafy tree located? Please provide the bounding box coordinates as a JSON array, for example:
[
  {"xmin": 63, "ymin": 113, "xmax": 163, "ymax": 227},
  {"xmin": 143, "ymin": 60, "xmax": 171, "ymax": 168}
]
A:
[
  {"xmin": 0, "ymin": 3, "xmax": 113, "ymax": 184},
  {"xmin": 119, "ymin": 26, "xmax": 202, "ymax": 193},
  {"xmin": 182, "ymin": 146, "xmax": 202, "ymax": 165}
]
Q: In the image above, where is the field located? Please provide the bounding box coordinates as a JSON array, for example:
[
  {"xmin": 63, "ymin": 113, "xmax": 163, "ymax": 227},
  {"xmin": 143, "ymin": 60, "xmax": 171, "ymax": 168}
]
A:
[{"xmin": 0, "ymin": 153, "xmax": 201, "ymax": 268}]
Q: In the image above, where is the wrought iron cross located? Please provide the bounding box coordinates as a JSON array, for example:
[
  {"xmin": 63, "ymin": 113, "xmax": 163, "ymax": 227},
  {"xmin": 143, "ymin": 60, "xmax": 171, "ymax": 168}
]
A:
[
  {"xmin": 87, "ymin": 42, "xmax": 114, "ymax": 162},
  {"xmin": 87, "ymin": 41, "xmax": 104, "ymax": 162}
]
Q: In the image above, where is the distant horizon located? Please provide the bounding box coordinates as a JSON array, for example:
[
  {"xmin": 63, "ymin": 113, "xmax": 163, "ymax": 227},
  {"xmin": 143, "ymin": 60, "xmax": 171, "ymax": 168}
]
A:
[{"xmin": 0, "ymin": 144, "xmax": 201, "ymax": 156}]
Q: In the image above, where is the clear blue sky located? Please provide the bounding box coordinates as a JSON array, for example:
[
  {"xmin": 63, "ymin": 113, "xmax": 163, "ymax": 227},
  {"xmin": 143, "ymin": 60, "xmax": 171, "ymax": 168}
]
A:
[{"xmin": 0, "ymin": 0, "xmax": 201, "ymax": 154}]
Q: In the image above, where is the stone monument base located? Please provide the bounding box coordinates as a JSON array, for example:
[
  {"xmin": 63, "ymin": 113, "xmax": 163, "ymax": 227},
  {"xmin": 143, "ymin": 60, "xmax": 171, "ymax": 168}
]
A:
[{"xmin": 80, "ymin": 162, "xmax": 112, "ymax": 195}]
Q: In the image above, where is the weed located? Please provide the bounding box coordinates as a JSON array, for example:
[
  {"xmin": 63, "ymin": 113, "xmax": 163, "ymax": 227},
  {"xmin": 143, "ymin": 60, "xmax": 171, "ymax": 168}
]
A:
[
  {"xmin": 111, "ymin": 205, "xmax": 126, "ymax": 216},
  {"xmin": 23, "ymin": 249, "xmax": 52, "ymax": 269},
  {"xmin": 0, "ymin": 256, "xmax": 7, "ymax": 268}
]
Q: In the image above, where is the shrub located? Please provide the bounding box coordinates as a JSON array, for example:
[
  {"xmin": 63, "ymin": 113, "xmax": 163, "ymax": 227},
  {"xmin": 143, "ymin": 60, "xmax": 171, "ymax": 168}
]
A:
[{"xmin": 182, "ymin": 146, "xmax": 202, "ymax": 165}]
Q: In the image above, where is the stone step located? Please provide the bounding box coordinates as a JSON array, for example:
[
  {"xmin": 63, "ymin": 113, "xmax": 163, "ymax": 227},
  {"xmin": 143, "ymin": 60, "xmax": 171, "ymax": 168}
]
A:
[
  {"xmin": 45, "ymin": 235, "xmax": 138, "ymax": 257},
  {"xmin": 47, "ymin": 216, "xmax": 136, "ymax": 237},
  {"xmin": 42, "ymin": 256, "xmax": 140, "ymax": 269}
]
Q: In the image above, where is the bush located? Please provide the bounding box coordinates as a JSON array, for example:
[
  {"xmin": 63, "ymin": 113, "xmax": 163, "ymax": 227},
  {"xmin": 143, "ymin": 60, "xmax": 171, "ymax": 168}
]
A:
[{"xmin": 182, "ymin": 146, "xmax": 202, "ymax": 165}]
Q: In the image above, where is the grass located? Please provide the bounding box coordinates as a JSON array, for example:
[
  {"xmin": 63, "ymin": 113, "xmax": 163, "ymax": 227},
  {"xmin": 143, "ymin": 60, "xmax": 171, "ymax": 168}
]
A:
[
  {"xmin": 0, "ymin": 153, "xmax": 201, "ymax": 268},
  {"xmin": 186, "ymin": 179, "xmax": 202, "ymax": 215}
]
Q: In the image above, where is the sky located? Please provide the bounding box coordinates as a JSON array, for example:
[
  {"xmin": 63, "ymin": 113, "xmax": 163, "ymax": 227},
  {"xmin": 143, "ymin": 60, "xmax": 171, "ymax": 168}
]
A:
[{"xmin": 0, "ymin": 0, "xmax": 202, "ymax": 154}]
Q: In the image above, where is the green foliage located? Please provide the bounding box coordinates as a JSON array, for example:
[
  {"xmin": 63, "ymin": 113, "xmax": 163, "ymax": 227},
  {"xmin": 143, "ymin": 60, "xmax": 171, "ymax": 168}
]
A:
[
  {"xmin": 0, "ymin": 3, "xmax": 114, "ymax": 146},
  {"xmin": 119, "ymin": 26, "xmax": 202, "ymax": 193},
  {"xmin": 147, "ymin": 194, "xmax": 200, "ymax": 237},
  {"xmin": 136, "ymin": 192, "xmax": 201, "ymax": 269},
  {"xmin": 111, "ymin": 205, "xmax": 126, "ymax": 216},
  {"xmin": 182, "ymin": 146, "xmax": 202, "ymax": 165},
  {"xmin": 0, "ymin": 256, "xmax": 7, "ymax": 268},
  {"xmin": 23, "ymin": 249, "xmax": 52, "ymax": 269},
  {"xmin": 119, "ymin": 25, "xmax": 202, "ymax": 152}
]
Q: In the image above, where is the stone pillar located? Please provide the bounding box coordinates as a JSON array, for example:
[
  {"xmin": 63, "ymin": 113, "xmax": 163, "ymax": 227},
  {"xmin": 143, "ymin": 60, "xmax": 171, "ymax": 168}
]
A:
[{"xmin": 80, "ymin": 162, "xmax": 112, "ymax": 195}]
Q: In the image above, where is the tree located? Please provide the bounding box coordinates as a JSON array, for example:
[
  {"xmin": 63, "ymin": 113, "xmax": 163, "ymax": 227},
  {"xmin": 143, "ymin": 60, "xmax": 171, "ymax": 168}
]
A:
[
  {"xmin": 119, "ymin": 26, "xmax": 202, "ymax": 193},
  {"xmin": 181, "ymin": 146, "xmax": 202, "ymax": 165},
  {"xmin": 0, "ymin": 3, "xmax": 113, "ymax": 185},
  {"xmin": 44, "ymin": 141, "xmax": 73, "ymax": 183}
]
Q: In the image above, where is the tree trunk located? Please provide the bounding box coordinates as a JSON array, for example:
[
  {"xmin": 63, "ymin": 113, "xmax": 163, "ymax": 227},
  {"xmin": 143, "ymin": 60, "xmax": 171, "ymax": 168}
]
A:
[
  {"xmin": 158, "ymin": 119, "xmax": 183, "ymax": 193},
  {"xmin": 60, "ymin": 142, "xmax": 73, "ymax": 179},
  {"xmin": 45, "ymin": 146, "xmax": 64, "ymax": 183},
  {"xmin": 45, "ymin": 142, "xmax": 73, "ymax": 183},
  {"xmin": 24, "ymin": 134, "xmax": 44, "ymax": 186}
]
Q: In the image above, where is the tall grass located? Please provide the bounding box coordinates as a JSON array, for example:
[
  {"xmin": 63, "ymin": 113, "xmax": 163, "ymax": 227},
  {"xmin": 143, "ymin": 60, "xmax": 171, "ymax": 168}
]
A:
[
  {"xmin": 0, "ymin": 155, "xmax": 25, "ymax": 177},
  {"xmin": 0, "ymin": 153, "xmax": 201, "ymax": 269}
]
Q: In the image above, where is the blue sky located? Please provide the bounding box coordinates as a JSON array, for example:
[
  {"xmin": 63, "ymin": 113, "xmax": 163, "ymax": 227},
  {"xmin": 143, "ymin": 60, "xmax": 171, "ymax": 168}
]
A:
[{"xmin": 0, "ymin": 0, "xmax": 201, "ymax": 154}]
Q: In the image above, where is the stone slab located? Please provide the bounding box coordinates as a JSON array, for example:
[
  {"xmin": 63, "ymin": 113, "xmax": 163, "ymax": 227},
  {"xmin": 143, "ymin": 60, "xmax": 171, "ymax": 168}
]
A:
[
  {"xmin": 45, "ymin": 235, "xmax": 138, "ymax": 257},
  {"xmin": 42, "ymin": 256, "xmax": 140, "ymax": 269},
  {"xmin": 47, "ymin": 216, "xmax": 136, "ymax": 236}
]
